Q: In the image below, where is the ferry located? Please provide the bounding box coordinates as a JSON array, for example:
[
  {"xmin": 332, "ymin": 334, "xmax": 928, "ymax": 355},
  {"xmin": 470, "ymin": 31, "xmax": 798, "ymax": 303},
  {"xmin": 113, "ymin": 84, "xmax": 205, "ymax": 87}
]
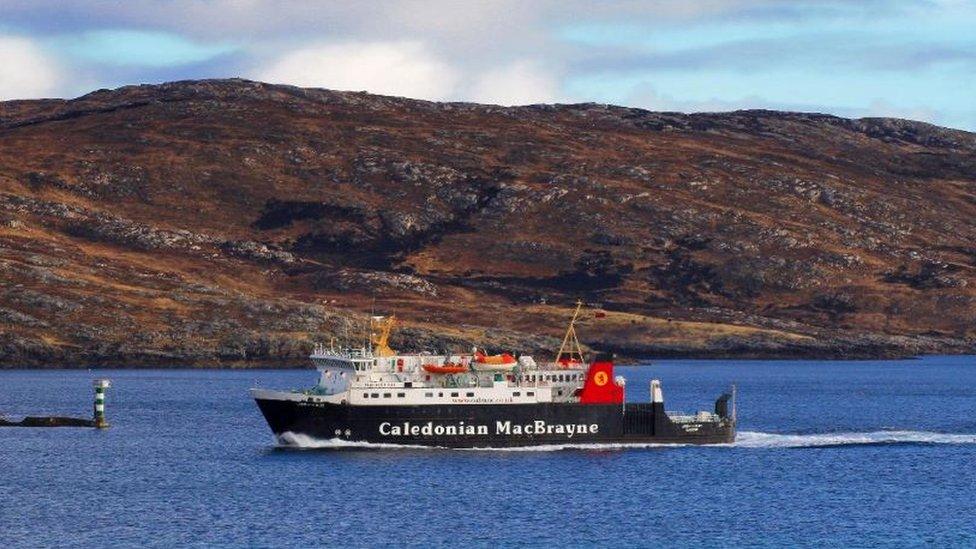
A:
[{"xmin": 252, "ymin": 304, "xmax": 736, "ymax": 448}]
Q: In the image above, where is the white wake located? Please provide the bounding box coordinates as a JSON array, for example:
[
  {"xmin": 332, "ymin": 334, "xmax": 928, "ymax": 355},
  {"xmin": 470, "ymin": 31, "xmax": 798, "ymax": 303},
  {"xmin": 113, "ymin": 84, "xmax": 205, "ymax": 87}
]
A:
[
  {"xmin": 734, "ymin": 430, "xmax": 976, "ymax": 448},
  {"xmin": 277, "ymin": 432, "xmax": 435, "ymax": 450},
  {"xmin": 275, "ymin": 430, "xmax": 976, "ymax": 452},
  {"xmin": 275, "ymin": 432, "xmax": 680, "ymax": 451}
]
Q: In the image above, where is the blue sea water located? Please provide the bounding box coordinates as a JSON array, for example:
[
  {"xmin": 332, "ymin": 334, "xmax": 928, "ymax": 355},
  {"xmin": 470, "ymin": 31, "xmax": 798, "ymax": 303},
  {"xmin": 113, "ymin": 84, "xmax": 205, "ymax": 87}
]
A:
[{"xmin": 1, "ymin": 356, "xmax": 975, "ymax": 548}]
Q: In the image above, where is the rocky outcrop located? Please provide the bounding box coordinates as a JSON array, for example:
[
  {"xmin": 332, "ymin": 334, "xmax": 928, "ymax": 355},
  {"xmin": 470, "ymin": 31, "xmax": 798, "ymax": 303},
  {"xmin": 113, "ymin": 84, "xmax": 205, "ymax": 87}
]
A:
[{"xmin": 0, "ymin": 79, "xmax": 974, "ymax": 367}]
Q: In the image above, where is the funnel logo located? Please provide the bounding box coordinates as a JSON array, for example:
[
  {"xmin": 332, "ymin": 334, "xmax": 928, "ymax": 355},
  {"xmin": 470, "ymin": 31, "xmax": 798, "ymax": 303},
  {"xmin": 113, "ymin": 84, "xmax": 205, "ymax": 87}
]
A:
[{"xmin": 593, "ymin": 371, "xmax": 609, "ymax": 386}]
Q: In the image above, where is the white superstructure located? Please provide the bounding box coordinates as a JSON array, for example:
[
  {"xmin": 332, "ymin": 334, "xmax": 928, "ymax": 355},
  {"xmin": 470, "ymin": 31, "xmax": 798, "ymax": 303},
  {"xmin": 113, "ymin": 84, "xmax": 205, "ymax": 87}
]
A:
[{"xmin": 251, "ymin": 341, "xmax": 590, "ymax": 407}]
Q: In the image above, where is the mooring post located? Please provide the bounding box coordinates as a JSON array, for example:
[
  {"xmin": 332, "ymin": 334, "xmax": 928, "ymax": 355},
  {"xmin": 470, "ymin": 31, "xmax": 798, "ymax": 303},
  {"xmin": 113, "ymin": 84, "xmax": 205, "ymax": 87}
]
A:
[{"xmin": 93, "ymin": 379, "xmax": 111, "ymax": 428}]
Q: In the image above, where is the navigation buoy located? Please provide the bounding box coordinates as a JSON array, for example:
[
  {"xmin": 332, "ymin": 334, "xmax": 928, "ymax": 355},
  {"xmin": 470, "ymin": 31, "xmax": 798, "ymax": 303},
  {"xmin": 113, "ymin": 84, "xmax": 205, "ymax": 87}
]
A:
[{"xmin": 93, "ymin": 379, "xmax": 111, "ymax": 429}]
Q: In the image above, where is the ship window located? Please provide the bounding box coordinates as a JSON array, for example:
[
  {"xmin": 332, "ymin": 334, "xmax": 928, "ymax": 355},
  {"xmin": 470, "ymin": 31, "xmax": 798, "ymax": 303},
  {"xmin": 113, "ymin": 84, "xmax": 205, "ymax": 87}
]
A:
[
  {"xmin": 397, "ymin": 392, "xmax": 405, "ymax": 398},
  {"xmin": 383, "ymin": 393, "xmax": 391, "ymax": 398},
  {"xmin": 371, "ymin": 393, "xmax": 379, "ymax": 398},
  {"xmin": 425, "ymin": 392, "xmax": 434, "ymax": 397},
  {"xmin": 466, "ymin": 392, "xmax": 474, "ymax": 397},
  {"xmin": 557, "ymin": 390, "xmax": 563, "ymax": 396},
  {"xmin": 450, "ymin": 392, "xmax": 459, "ymax": 397},
  {"xmin": 438, "ymin": 392, "xmax": 444, "ymax": 397},
  {"xmin": 527, "ymin": 391, "xmax": 535, "ymax": 397},
  {"xmin": 513, "ymin": 392, "xmax": 521, "ymax": 397},
  {"xmin": 363, "ymin": 393, "xmax": 369, "ymax": 398}
]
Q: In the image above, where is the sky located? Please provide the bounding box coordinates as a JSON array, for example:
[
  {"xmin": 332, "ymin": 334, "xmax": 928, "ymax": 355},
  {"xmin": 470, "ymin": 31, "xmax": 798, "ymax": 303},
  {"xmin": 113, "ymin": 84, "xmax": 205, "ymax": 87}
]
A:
[{"xmin": 0, "ymin": 0, "xmax": 974, "ymax": 130}]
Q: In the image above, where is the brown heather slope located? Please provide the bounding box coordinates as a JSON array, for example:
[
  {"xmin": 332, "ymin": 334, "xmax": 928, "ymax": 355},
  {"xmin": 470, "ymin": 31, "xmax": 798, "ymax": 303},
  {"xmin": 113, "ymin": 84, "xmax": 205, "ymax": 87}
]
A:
[{"xmin": 0, "ymin": 79, "xmax": 974, "ymax": 367}]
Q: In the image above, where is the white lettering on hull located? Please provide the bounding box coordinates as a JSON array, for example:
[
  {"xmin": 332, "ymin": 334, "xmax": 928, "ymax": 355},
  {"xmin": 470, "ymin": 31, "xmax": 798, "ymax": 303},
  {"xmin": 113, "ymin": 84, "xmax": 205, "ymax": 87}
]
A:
[{"xmin": 379, "ymin": 420, "xmax": 599, "ymax": 438}]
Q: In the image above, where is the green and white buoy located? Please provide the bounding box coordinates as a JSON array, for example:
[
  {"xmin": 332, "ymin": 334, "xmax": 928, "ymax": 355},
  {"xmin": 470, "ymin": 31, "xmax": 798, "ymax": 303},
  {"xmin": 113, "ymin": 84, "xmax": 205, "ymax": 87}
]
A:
[{"xmin": 93, "ymin": 379, "xmax": 111, "ymax": 428}]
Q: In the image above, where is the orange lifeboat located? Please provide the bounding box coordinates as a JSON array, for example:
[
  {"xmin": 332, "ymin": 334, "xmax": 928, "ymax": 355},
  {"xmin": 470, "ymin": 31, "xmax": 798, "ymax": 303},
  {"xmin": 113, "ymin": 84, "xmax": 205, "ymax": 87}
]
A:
[
  {"xmin": 472, "ymin": 351, "xmax": 517, "ymax": 371},
  {"xmin": 422, "ymin": 362, "xmax": 468, "ymax": 375},
  {"xmin": 557, "ymin": 357, "xmax": 586, "ymax": 369}
]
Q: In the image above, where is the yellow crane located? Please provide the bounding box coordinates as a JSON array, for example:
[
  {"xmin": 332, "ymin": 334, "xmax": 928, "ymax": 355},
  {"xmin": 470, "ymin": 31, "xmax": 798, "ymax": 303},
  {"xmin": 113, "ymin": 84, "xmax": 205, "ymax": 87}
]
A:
[
  {"xmin": 554, "ymin": 300, "xmax": 586, "ymax": 364},
  {"xmin": 370, "ymin": 315, "xmax": 397, "ymax": 357}
]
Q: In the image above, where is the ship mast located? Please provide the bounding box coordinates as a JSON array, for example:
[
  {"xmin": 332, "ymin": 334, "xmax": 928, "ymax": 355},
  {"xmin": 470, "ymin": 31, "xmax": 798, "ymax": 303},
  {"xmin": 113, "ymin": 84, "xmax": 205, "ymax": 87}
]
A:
[{"xmin": 554, "ymin": 300, "xmax": 585, "ymax": 363}]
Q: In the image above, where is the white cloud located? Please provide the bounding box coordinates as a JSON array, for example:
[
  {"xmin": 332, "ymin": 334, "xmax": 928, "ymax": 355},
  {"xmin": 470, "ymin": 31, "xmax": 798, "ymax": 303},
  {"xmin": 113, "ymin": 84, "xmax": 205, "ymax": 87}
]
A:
[
  {"xmin": 467, "ymin": 61, "xmax": 560, "ymax": 106},
  {"xmin": 0, "ymin": 36, "xmax": 60, "ymax": 100},
  {"xmin": 0, "ymin": 1, "xmax": 753, "ymax": 42},
  {"xmin": 631, "ymin": 86, "xmax": 766, "ymax": 113},
  {"xmin": 254, "ymin": 41, "xmax": 563, "ymax": 105},
  {"xmin": 253, "ymin": 41, "xmax": 458, "ymax": 101},
  {"xmin": 864, "ymin": 99, "xmax": 942, "ymax": 124}
]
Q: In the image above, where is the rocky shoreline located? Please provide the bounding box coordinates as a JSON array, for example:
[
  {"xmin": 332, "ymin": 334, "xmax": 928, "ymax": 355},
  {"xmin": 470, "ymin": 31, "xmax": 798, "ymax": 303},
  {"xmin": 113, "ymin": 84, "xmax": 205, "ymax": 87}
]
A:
[{"xmin": 3, "ymin": 329, "xmax": 972, "ymax": 369}]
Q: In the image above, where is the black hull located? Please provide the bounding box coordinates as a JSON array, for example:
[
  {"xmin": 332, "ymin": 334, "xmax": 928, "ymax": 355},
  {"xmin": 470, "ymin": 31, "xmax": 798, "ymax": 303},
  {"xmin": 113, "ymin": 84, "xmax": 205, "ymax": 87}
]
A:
[{"xmin": 255, "ymin": 398, "xmax": 736, "ymax": 448}]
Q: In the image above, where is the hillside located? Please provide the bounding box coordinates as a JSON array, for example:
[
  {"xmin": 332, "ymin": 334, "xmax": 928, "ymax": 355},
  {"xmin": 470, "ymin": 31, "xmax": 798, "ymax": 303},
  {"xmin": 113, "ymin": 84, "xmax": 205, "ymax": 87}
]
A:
[{"xmin": 1, "ymin": 79, "xmax": 975, "ymax": 367}]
